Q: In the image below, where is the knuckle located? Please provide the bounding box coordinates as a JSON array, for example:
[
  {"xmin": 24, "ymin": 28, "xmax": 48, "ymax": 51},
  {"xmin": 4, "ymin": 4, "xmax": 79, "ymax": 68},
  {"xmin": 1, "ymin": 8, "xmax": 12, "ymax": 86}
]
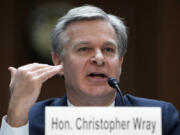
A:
[
  {"xmin": 17, "ymin": 68, "xmax": 33, "ymax": 79},
  {"xmin": 30, "ymin": 78, "xmax": 36, "ymax": 83},
  {"xmin": 25, "ymin": 72, "xmax": 33, "ymax": 79},
  {"xmin": 30, "ymin": 77, "xmax": 39, "ymax": 84},
  {"xmin": 17, "ymin": 67, "xmax": 26, "ymax": 74}
]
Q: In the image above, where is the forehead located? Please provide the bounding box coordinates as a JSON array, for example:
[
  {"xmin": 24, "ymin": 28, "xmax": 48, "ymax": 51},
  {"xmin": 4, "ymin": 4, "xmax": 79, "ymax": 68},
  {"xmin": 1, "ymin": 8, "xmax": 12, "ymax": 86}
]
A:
[{"xmin": 65, "ymin": 19, "xmax": 117, "ymax": 46}]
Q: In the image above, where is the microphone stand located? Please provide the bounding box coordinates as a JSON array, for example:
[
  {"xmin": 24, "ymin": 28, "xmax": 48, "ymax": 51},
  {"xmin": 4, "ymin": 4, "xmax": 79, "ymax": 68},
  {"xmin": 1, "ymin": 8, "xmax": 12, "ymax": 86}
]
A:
[{"xmin": 107, "ymin": 78, "xmax": 126, "ymax": 106}]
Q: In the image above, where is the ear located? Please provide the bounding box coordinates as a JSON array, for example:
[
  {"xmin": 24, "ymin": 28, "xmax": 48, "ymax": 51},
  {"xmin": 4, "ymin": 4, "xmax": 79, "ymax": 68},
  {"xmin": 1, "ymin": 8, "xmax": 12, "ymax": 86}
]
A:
[
  {"xmin": 52, "ymin": 53, "xmax": 64, "ymax": 75},
  {"xmin": 119, "ymin": 56, "xmax": 124, "ymax": 65}
]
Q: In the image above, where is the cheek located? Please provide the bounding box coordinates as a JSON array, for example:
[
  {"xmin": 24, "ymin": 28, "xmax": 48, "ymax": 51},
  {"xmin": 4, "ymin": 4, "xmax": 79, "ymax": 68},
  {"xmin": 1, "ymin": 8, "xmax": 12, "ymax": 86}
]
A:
[
  {"xmin": 115, "ymin": 64, "xmax": 122, "ymax": 76},
  {"xmin": 64, "ymin": 57, "xmax": 87, "ymax": 79},
  {"xmin": 110, "ymin": 60, "xmax": 122, "ymax": 77}
]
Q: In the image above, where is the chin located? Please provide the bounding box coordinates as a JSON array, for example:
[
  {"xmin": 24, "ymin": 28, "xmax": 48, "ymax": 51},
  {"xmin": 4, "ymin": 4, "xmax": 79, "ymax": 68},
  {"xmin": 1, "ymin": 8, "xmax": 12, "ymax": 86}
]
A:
[{"xmin": 83, "ymin": 87, "xmax": 114, "ymax": 98}]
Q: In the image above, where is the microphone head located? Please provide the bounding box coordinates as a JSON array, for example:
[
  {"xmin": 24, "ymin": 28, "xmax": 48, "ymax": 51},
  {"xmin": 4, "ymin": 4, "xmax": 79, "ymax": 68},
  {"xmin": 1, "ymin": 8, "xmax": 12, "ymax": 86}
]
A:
[
  {"xmin": 107, "ymin": 77, "xmax": 119, "ymax": 88},
  {"xmin": 107, "ymin": 77, "xmax": 125, "ymax": 105}
]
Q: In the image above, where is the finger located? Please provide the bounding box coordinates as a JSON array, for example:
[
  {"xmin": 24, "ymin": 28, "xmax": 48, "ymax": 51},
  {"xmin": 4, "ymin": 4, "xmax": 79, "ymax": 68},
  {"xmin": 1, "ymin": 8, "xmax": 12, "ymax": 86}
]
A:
[
  {"xmin": 32, "ymin": 65, "xmax": 63, "ymax": 76},
  {"xmin": 18, "ymin": 63, "xmax": 51, "ymax": 72},
  {"xmin": 33, "ymin": 65, "xmax": 62, "ymax": 83},
  {"xmin": 8, "ymin": 67, "xmax": 17, "ymax": 79}
]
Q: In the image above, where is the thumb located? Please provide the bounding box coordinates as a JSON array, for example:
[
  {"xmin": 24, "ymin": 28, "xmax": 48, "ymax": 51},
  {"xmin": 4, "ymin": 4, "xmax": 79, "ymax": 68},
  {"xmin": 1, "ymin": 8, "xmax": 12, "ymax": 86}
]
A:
[{"xmin": 8, "ymin": 67, "xmax": 17, "ymax": 79}]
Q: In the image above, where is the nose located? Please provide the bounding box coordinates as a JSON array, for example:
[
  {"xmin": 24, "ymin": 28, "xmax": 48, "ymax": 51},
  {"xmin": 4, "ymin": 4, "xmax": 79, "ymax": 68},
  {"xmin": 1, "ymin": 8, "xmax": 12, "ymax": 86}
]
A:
[{"xmin": 90, "ymin": 50, "xmax": 105, "ymax": 66}]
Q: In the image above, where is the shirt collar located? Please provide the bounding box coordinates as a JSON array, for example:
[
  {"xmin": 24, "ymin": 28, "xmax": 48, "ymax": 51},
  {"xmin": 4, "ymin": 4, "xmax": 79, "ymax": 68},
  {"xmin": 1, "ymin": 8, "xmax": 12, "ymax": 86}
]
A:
[{"xmin": 67, "ymin": 99, "xmax": 115, "ymax": 107}]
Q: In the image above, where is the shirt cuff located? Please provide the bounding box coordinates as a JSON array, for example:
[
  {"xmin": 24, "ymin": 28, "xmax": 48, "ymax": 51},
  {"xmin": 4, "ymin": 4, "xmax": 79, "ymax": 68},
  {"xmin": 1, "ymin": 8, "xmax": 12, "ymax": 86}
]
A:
[{"xmin": 0, "ymin": 115, "xmax": 29, "ymax": 135}]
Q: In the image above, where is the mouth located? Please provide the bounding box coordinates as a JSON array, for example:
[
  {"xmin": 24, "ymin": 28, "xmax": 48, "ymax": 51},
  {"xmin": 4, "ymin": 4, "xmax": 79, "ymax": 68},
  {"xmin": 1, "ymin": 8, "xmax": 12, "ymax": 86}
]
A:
[
  {"xmin": 86, "ymin": 72, "xmax": 110, "ymax": 86},
  {"xmin": 87, "ymin": 72, "xmax": 108, "ymax": 79}
]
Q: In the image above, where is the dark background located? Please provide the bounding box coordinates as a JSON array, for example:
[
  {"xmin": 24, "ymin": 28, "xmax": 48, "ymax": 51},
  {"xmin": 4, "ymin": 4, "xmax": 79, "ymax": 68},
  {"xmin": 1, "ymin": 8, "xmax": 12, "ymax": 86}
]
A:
[{"xmin": 0, "ymin": 0, "xmax": 180, "ymax": 123}]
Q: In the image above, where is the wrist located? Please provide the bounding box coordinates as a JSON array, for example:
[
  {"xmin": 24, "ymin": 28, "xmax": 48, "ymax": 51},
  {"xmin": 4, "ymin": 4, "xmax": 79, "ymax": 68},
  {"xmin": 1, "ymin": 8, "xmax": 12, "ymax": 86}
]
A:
[
  {"xmin": 7, "ymin": 110, "xmax": 28, "ymax": 127},
  {"xmin": 7, "ymin": 101, "xmax": 29, "ymax": 127}
]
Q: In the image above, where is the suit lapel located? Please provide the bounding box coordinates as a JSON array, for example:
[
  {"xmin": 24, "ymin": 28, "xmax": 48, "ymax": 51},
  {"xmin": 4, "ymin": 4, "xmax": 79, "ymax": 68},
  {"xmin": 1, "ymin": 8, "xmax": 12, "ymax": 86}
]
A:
[
  {"xmin": 59, "ymin": 95, "xmax": 68, "ymax": 106},
  {"xmin": 115, "ymin": 92, "xmax": 126, "ymax": 106}
]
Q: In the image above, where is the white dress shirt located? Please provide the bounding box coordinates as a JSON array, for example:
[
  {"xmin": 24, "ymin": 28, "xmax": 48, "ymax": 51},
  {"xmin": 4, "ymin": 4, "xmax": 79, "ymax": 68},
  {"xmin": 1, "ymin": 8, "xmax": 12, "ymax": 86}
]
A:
[{"xmin": 0, "ymin": 115, "xmax": 29, "ymax": 135}]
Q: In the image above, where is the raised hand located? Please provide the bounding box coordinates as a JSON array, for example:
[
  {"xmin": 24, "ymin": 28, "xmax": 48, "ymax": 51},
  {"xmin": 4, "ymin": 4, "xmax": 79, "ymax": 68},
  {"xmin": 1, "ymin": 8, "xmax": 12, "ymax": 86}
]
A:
[{"xmin": 7, "ymin": 63, "xmax": 62, "ymax": 127}]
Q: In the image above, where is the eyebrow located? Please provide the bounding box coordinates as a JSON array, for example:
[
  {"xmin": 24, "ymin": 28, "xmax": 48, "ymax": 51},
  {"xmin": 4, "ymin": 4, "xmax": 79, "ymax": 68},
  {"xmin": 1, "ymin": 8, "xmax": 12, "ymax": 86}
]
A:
[
  {"xmin": 103, "ymin": 40, "xmax": 117, "ymax": 47},
  {"xmin": 71, "ymin": 40, "xmax": 118, "ymax": 48},
  {"xmin": 71, "ymin": 41, "xmax": 91, "ymax": 48}
]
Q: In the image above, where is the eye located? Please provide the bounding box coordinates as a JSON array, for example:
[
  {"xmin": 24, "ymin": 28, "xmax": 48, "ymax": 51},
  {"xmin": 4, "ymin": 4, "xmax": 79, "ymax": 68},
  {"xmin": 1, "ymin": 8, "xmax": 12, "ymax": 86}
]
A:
[
  {"xmin": 104, "ymin": 47, "xmax": 114, "ymax": 53},
  {"xmin": 78, "ymin": 47, "xmax": 89, "ymax": 52}
]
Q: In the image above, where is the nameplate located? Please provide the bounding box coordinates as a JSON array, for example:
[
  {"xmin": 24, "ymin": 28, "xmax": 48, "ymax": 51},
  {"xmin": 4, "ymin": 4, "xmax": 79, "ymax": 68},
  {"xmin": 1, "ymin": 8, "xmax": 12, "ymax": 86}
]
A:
[{"xmin": 45, "ymin": 107, "xmax": 162, "ymax": 135}]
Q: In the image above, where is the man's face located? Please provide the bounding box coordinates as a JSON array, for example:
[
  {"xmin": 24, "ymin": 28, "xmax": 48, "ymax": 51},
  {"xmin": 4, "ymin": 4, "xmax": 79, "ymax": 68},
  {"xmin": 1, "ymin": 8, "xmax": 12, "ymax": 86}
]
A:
[{"xmin": 61, "ymin": 19, "xmax": 123, "ymax": 100}]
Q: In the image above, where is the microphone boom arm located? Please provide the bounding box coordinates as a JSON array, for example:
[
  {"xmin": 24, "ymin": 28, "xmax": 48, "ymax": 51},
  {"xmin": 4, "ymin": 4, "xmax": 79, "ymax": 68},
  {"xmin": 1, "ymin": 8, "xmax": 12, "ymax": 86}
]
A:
[{"xmin": 107, "ymin": 78, "xmax": 125, "ymax": 106}]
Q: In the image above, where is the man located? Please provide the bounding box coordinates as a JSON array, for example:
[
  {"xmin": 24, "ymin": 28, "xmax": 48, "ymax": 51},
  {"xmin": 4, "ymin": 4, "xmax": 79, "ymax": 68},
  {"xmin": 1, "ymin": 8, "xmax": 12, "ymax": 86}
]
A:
[{"xmin": 0, "ymin": 5, "xmax": 179, "ymax": 135}]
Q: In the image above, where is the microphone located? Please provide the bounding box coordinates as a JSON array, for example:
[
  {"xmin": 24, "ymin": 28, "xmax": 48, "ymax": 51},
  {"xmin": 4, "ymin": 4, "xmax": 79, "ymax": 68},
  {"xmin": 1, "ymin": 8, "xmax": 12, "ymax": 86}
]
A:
[{"xmin": 107, "ymin": 78, "xmax": 125, "ymax": 105}]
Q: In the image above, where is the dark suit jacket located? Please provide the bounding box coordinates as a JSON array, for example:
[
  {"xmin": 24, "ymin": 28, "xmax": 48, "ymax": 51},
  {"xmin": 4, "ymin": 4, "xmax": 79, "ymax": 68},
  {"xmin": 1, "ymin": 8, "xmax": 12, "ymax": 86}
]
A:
[{"xmin": 29, "ymin": 93, "xmax": 180, "ymax": 135}]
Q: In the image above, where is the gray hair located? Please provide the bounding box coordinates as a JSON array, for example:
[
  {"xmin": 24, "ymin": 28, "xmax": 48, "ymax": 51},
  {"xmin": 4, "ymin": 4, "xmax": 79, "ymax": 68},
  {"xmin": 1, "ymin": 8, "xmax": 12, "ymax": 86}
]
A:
[{"xmin": 51, "ymin": 5, "xmax": 128, "ymax": 57}]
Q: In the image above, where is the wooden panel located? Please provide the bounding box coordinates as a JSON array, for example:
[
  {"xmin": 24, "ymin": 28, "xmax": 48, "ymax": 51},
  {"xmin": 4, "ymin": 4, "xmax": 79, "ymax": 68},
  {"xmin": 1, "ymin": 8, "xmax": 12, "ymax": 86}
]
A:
[{"xmin": 157, "ymin": 0, "xmax": 180, "ymax": 110}]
